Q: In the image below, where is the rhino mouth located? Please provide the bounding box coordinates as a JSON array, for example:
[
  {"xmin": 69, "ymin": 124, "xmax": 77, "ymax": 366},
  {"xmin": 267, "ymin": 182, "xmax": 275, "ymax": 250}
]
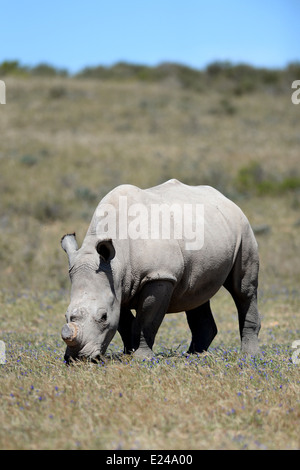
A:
[{"xmin": 64, "ymin": 342, "xmax": 104, "ymax": 364}]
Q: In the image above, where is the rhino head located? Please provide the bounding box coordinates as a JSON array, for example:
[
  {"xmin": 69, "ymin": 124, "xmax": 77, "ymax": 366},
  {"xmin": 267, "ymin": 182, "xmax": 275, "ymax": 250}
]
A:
[{"xmin": 61, "ymin": 233, "xmax": 121, "ymax": 363}]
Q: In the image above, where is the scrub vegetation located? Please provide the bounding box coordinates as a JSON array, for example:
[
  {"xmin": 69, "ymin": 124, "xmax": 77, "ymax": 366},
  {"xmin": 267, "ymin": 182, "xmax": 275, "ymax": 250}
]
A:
[{"xmin": 0, "ymin": 61, "xmax": 299, "ymax": 449}]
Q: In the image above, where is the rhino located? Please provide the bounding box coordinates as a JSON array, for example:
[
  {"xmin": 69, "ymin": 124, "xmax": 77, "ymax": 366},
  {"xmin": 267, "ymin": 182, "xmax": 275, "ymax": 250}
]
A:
[{"xmin": 61, "ymin": 179, "xmax": 260, "ymax": 362}]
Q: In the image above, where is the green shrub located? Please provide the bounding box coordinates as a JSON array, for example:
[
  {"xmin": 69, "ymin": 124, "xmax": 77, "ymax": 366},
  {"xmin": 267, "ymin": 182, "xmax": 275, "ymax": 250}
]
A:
[
  {"xmin": 206, "ymin": 61, "xmax": 232, "ymax": 77},
  {"xmin": 48, "ymin": 86, "xmax": 67, "ymax": 99},
  {"xmin": 235, "ymin": 161, "xmax": 265, "ymax": 194},
  {"xmin": 209, "ymin": 97, "xmax": 237, "ymax": 116},
  {"xmin": 261, "ymin": 69, "xmax": 280, "ymax": 85},
  {"xmin": 286, "ymin": 62, "xmax": 300, "ymax": 79},
  {"xmin": 76, "ymin": 65, "xmax": 110, "ymax": 79},
  {"xmin": 33, "ymin": 200, "xmax": 67, "ymax": 223},
  {"xmin": 235, "ymin": 162, "xmax": 300, "ymax": 196},
  {"xmin": 279, "ymin": 176, "xmax": 300, "ymax": 192},
  {"xmin": 205, "ymin": 62, "xmax": 283, "ymax": 95},
  {"xmin": 20, "ymin": 155, "xmax": 38, "ymax": 166},
  {"xmin": 0, "ymin": 60, "xmax": 29, "ymax": 76},
  {"xmin": 233, "ymin": 79, "xmax": 256, "ymax": 96},
  {"xmin": 219, "ymin": 97, "xmax": 237, "ymax": 115},
  {"xmin": 31, "ymin": 63, "xmax": 68, "ymax": 77},
  {"xmin": 75, "ymin": 186, "xmax": 98, "ymax": 202}
]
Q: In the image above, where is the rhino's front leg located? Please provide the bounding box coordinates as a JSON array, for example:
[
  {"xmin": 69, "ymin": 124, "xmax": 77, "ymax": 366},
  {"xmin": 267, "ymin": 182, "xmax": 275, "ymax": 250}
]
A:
[
  {"xmin": 118, "ymin": 307, "xmax": 135, "ymax": 354},
  {"xmin": 133, "ymin": 281, "xmax": 174, "ymax": 359}
]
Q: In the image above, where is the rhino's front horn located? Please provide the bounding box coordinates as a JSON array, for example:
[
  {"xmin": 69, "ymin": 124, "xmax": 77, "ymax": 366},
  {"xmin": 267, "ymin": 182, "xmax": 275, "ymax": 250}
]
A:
[{"xmin": 61, "ymin": 322, "xmax": 80, "ymax": 346}]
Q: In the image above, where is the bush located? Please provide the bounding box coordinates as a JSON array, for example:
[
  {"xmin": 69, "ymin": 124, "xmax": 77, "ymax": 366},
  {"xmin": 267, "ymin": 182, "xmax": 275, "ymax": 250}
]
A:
[
  {"xmin": 206, "ymin": 61, "xmax": 232, "ymax": 77},
  {"xmin": 155, "ymin": 62, "xmax": 204, "ymax": 91},
  {"xmin": 235, "ymin": 162, "xmax": 300, "ymax": 196},
  {"xmin": 20, "ymin": 155, "xmax": 38, "ymax": 166},
  {"xmin": 219, "ymin": 98, "xmax": 237, "ymax": 115},
  {"xmin": 0, "ymin": 60, "xmax": 29, "ymax": 76},
  {"xmin": 48, "ymin": 86, "xmax": 67, "ymax": 99},
  {"xmin": 75, "ymin": 186, "xmax": 98, "ymax": 202},
  {"xmin": 76, "ymin": 61, "xmax": 204, "ymax": 91},
  {"xmin": 33, "ymin": 200, "xmax": 67, "ymax": 223},
  {"xmin": 205, "ymin": 61, "xmax": 283, "ymax": 95},
  {"xmin": 235, "ymin": 161, "xmax": 265, "ymax": 194},
  {"xmin": 31, "ymin": 63, "xmax": 68, "ymax": 77}
]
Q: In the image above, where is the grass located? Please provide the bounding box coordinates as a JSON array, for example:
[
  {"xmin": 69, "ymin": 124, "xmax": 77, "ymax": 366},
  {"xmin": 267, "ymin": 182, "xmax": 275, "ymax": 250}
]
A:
[
  {"xmin": 0, "ymin": 288, "xmax": 299, "ymax": 450},
  {"xmin": 0, "ymin": 73, "xmax": 300, "ymax": 449}
]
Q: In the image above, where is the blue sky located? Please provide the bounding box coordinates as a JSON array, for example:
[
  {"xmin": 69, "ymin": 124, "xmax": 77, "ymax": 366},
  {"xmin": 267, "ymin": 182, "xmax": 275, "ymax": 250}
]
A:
[{"xmin": 0, "ymin": 0, "xmax": 299, "ymax": 72}]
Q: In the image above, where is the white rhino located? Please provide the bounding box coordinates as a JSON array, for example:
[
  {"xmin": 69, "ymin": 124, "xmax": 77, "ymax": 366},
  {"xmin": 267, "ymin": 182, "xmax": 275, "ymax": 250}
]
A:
[{"xmin": 61, "ymin": 179, "xmax": 260, "ymax": 362}]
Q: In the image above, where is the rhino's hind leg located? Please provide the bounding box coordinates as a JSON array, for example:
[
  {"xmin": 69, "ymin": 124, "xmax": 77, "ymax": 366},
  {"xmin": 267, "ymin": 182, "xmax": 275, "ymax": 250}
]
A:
[
  {"xmin": 186, "ymin": 301, "xmax": 218, "ymax": 353},
  {"xmin": 224, "ymin": 244, "xmax": 261, "ymax": 356},
  {"xmin": 118, "ymin": 307, "xmax": 135, "ymax": 354},
  {"xmin": 133, "ymin": 281, "xmax": 174, "ymax": 359},
  {"xmin": 236, "ymin": 293, "xmax": 260, "ymax": 356},
  {"xmin": 225, "ymin": 283, "xmax": 261, "ymax": 356}
]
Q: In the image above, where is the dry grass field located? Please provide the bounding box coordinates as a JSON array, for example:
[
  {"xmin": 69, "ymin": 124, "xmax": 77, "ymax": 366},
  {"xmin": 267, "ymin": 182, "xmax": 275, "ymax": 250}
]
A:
[{"xmin": 0, "ymin": 69, "xmax": 299, "ymax": 450}]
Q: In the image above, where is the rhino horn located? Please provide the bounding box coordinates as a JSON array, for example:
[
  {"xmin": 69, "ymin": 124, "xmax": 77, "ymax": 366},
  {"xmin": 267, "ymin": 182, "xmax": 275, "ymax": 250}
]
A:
[
  {"xmin": 61, "ymin": 322, "xmax": 80, "ymax": 346},
  {"xmin": 61, "ymin": 233, "xmax": 78, "ymax": 267}
]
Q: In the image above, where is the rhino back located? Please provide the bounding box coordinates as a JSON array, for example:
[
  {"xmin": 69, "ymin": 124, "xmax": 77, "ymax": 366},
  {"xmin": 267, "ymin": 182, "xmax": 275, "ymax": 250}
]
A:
[{"xmin": 86, "ymin": 180, "xmax": 255, "ymax": 311}]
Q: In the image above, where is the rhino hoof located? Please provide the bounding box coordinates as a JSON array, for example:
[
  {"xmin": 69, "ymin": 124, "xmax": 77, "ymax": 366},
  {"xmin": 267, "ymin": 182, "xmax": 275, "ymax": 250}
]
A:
[{"xmin": 133, "ymin": 348, "xmax": 155, "ymax": 361}]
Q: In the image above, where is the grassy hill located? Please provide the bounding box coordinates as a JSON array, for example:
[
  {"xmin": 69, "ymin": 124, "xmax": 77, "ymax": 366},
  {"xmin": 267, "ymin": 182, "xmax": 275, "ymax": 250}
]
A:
[
  {"xmin": 0, "ymin": 67, "xmax": 299, "ymax": 291},
  {"xmin": 0, "ymin": 65, "xmax": 299, "ymax": 449}
]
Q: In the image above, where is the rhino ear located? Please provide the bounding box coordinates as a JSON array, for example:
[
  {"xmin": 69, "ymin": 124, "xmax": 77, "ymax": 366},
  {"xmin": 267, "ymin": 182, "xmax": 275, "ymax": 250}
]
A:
[
  {"xmin": 61, "ymin": 233, "xmax": 78, "ymax": 266},
  {"xmin": 96, "ymin": 239, "xmax": 115, "ymax": 262}
]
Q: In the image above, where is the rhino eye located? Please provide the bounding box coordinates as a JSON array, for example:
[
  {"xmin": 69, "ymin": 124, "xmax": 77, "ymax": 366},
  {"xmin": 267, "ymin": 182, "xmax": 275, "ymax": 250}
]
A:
[{"xmin": 94, "ymin": 310, "xmax": 107, "ymax": 324}]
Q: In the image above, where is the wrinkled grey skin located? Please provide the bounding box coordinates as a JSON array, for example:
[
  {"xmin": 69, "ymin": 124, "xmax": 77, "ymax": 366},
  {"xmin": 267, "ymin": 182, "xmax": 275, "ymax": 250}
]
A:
[{"xmin": 61, "ymin": 179, "xmax": 261, "ymax": 362}]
